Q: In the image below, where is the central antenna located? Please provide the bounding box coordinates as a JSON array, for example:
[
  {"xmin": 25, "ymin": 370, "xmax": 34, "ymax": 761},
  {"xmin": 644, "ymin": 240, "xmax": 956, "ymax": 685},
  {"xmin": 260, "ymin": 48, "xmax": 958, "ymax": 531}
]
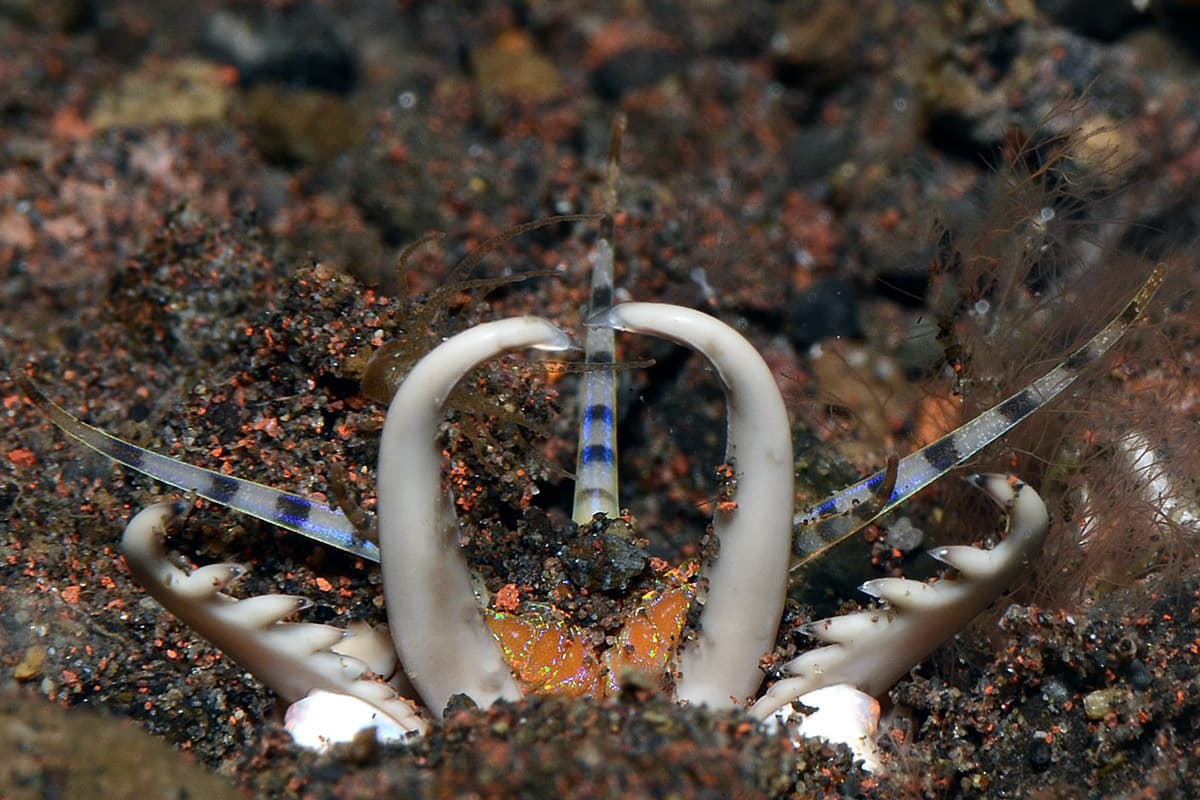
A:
[{"xmin": 572, "ymin": 114, "xmax": 627, "ymax": 523}]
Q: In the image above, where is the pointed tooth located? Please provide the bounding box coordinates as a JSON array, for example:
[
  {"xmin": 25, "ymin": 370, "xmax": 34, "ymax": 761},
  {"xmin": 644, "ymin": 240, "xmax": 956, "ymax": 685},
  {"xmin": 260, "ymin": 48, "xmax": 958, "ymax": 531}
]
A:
[
  {"xmin": 858, "ymin": 576, "xmax": 917, "ymax": 604},
  {"xmin": 859, "ymin": 577, "xmax": 942, "ymax": 612},
  {"xmin": 228, "ymin": 594, "xmax": 309, "ymax": 628},
  {"xmin": 927, "ymin": 544, "xmax": 996, "ymax": 578},
  {"xmin": 173, "ymin": 564, "xmax": 244, "ymax": 598},
  {"xmin": 308, "ymin": 649, "xmax": 370, "ymax": 679},
  {"xmin": 855, "ymin": 578, "xmax": 885, "ymax": 600},
  {"xmin": 925, "ymin": 546, "xmax": 953, "ymax": 566},
  {"xmin": 334, "ymin": 623, "xmax": 400, "ymax": 677},
  {"xmin": 779, "ymin": 644, "xmax": 840, "ymax": 678},
  {"xmin": 259, "ymin": 622, "xmax": 347, "ymax": 655},
  {"xmin": 1008, "ymin": 482, "xmax": 1050, "ymax": 538},
  {"xmin": 351, "ymin": 679, "xmax": 406, "ymax": 705},
  {"xmin": 799, "ymin": 611, "xmax": 887, "ymax": 646},
  {"xmin": 968, "ymin": 473, "xmax": 1016, "ymax": 507}
]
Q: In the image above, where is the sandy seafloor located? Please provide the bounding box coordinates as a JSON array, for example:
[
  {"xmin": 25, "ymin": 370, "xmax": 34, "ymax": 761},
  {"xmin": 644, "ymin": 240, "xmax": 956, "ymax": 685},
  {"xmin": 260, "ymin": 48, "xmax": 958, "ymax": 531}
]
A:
[{"xmin": 2, "ymin": 1, "xmax": 1200, "ymax": 797}]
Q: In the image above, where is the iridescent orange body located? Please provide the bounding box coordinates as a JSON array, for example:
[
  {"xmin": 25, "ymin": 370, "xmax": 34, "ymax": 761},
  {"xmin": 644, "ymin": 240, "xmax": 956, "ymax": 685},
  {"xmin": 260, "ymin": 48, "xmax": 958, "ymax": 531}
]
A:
[{"xmin": 484, "ymin": 568, "xmax": 696, "ymax": 698}]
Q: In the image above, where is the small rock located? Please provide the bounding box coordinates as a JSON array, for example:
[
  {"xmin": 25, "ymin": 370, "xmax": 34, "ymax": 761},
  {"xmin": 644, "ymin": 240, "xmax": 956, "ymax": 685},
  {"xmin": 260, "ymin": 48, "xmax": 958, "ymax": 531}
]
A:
[
  {"xmin": 1027, "ymin": 735, "xmax": 1053, "ymax": 769},
  {"xmin": 89, "ymin": 58, "xmax": 232, "ymax": 130},
  {"xmin": 13, "ymin": 646, "xmax": 46, "ymax": 681},
  {"xmin": 886, "ymin": 517, "xmax": 924, "ymax": 553},
  {"xmin": 1083, "ymin": 686, "xmax": 1127, "ymax": 720},
  {"xmin": 243, "ymin": 85, "xmax": 361, "ymax": 165},
  {"xmin": 471, "ymin": 30, "xmax": 563, "ymax": 108}
]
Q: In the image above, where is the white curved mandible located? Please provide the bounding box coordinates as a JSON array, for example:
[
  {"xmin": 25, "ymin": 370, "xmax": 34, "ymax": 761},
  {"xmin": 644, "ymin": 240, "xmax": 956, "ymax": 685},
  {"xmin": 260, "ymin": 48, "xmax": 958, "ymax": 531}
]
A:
[
  {"xmin": 596, "ymin": 302, "xmax": 794, "ymax": 707},
  {"xmin": 377, "ymin": 316, "xmax": 573, "ymax": 716}
]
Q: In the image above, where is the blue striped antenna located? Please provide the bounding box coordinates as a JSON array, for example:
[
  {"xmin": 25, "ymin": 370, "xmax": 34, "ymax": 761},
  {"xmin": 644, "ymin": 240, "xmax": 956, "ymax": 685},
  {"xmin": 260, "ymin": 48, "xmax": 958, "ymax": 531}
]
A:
[
  {"xmin": 571, "ymin": 115, "xmax": 626, "ymax": 524},
  {"xmin": 789, "ymin": 264, "xmax": 1164, "ymax": 577},
  {"xmin": 16, "ymin": 375, "xmax": 381, "ymax": 562}
]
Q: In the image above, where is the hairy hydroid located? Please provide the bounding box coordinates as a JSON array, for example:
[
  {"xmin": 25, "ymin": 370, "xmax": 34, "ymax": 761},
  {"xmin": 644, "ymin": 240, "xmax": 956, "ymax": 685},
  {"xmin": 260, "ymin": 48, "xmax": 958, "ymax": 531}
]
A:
[{"xmin": 918, "ymin": 105, "xmax": 1197, "ymax": 607}]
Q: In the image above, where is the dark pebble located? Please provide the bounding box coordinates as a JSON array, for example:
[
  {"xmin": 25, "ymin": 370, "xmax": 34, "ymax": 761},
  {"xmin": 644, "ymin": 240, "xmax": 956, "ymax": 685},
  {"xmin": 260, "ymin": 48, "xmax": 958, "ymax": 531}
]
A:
[{"xmin": 1028, "ymin": 736, "xmax": 1053, "ymax": 770}]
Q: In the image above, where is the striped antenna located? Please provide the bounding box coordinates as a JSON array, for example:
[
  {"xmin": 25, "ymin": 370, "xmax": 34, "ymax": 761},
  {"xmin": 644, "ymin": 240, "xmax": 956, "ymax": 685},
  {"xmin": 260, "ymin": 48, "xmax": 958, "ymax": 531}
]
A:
[
  {"xmin": 790, "ymin": 263, "xmax": 1165, "ymax": 576},
  {"xmin": 572, "ymin": 115, "xmax": 627, "ymax": 524},
  {"xmin": 16, "ymin": 375, "xmax": 381, "ymax": 562}
]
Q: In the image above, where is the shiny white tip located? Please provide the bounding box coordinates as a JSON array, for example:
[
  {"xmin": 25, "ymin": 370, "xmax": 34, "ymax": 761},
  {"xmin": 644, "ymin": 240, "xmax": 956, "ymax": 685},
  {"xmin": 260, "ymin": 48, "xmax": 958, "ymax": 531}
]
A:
[
  {"xmin": 767, "ymin": 684, "xmax": 885, "ymax": 773},
  {"xmin": 285, "ymin": 689, "xmax": 415, "ymax": 751}
]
